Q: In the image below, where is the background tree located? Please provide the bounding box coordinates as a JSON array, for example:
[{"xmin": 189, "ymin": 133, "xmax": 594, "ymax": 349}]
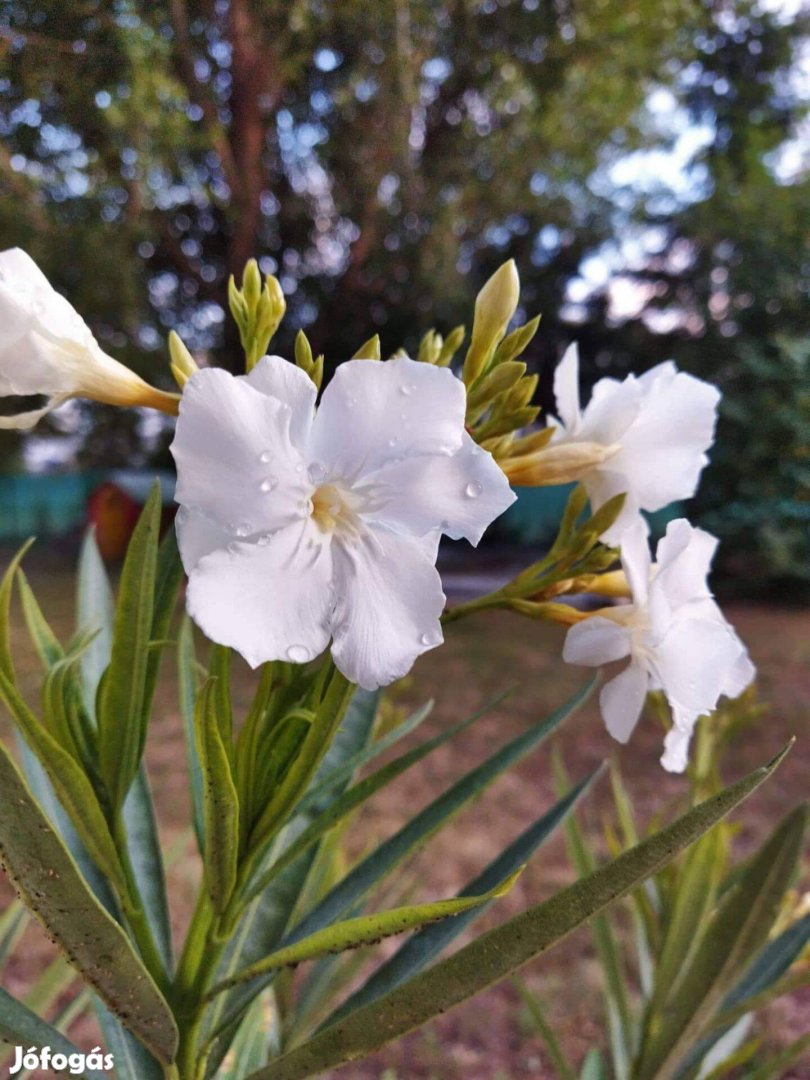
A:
[{"xmin": 1, "ymin": 0, "xmax": 807, "ymax": 578}]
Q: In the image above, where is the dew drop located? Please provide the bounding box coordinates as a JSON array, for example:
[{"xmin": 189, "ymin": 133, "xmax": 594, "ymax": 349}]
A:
[
  {"xmin": 175, "ymin": 506, "xmax": 188, "ymax": 525},
  {"xmin": 388, "ymin": 437, "xmax": 398, "ymax": 448},
  {"xmin": 308, "ymin": 462, "xmax": 327, "ymax": 483},
  {"xmin": 235, "ymin": 522, "xmax": 252, "ymax": 537},
  {"xmin": 346, "ymin": 395, "xmax": 357, "ymax": 409},
  {"xmin": 464, "ymin": 481, "xmax": 483, "ymax": 499},
  {"xmin": 257, "ymin": 533, "xmax": 272, "ymax": 546},
  {"xmin": 286, "ymin": 644, "xmax": 311, "ymax": 663},
  {"xmin": 399, "ymin": 382, "xmax": 414, "ymax": 396},
  {"xmin": 259, "ymin": 477, "xmax": 277, "ymax": 493},
  {"xmin": 420, "ymin": 632, "xmax": 439, "ymax": 646},
  {"xmin": 258, "ymin": 450, "xmax": 272, "ymax": 464}
]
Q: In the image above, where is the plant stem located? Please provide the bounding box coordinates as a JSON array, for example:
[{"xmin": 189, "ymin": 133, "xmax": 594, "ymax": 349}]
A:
[{"xmin": 113, "ymin": 815, "xmax": 170, "ymax": 993}]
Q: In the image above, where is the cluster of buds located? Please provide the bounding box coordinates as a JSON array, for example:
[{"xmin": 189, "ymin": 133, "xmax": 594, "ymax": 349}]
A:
[{"xmin": 227, "ymin": 259, "xmax": 286, "ymax": 372}]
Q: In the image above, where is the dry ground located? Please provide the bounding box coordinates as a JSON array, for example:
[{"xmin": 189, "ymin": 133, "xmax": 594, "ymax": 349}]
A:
[{"xmin": 1, "ymin": 553, "xmax": 809, "ymax": 1079}]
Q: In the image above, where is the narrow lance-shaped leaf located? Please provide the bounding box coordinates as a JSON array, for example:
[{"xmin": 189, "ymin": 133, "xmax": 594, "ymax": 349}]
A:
[
  {"xmin": 0, "ymin": 669, "xmax": 126, "ymax": 893},
  {"xmin": 97, "ymin": 484, "xmax": 162, "ymax": 810},
  {"xmin": 0, "ymin": 738, "xmax": 178, "ymax": 1064},
  {"xmin": 635, "ymin": 802, "xmax": 807, "ymax": 1080},
  {"xmin": 245, "ymin": 689, "xmax": 513, "ymax": 903},
  {"xmin": 247, "ymin": 746, "xmax": 790, "ymax": 1080},
  {"xmin": 0, "ymin": 539, "xmax": 34, "ymax": 681},
  {"xmin": 325, "ymin": 770, "xmax": 600, "ymax": 1027},
  {"xmin": 0, "ymin": 987, "xmax": 108, "ymax": 1080},
  {"xmin": 178, "ymin": 615, "xmax": 205, "ymax": 851},
  {"xmin": 214, "ymin": 680, "xmax": 595, "ymax": 1040},
  {"xmin": 196, "ymin": 677, "xmax": 240, "ymax": 914},
  {"xmin": 209, "ymin": 871, "xmax": 522, "ymax": 998},
  {"xmin": 76, "ymin": 527, "xmax": 115, "ymax": 718},
  {"xmin": 17, "ymin": 567, "xmax": 63, "ymax": 669}
]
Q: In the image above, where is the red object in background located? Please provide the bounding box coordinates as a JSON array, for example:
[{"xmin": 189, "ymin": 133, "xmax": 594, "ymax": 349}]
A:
[{"xmin": 87, "ymin": 481, "xmax": 176, "ymax": 561}]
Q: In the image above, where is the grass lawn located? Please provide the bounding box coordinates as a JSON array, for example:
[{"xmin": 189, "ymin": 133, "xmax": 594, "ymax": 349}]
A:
[{"xmin": 2, "ymin": 553, "xmax": 809, "ymax": 1079}]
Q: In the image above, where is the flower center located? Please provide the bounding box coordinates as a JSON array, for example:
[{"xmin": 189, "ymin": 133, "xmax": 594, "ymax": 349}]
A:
[{"xmin": 311, "ymin": 483, "xmax": 355, "ymax": 534}]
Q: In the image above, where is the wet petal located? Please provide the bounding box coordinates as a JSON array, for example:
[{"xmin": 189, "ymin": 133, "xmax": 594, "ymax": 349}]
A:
[
  {"xmin": 244, "ymin": 355, "xmax": 317, "ymax": 450},
  {"xmin": 171, "ymin": 367, "xmax": 310, "ymax": 535},
  {"xmin": 368, "ymin": 432, "xmax": 515, "ymax": 544},
  {"xmin": 310, "ymin": 357, "xmax": 466, "ymax": 483},
  {"xmin": 186, "ymin": 518, "xmax": 333, "ymax": 668},
  {"xmin": 329, "ymin": 525, "xmax": 446, "ymax": 690}
]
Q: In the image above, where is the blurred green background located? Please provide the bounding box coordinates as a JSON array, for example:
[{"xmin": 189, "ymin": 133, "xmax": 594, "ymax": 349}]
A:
[{"xmin": 0, "ymin": 0, "xmax": 808, "ymax": 584}]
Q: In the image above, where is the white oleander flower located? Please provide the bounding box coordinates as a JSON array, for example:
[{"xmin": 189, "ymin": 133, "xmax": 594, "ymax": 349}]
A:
[
  {"xmin": 171, "ymin": 355, "xmax": 515, "ymax": 689},
  {"xmin": 547, "ymin": 344, "xmax": 720, "ymax": 543},
  {"xmin": 562, "ymin": 518, "xmax": 755, "ymax": 771},
  {"xmin": 0, "ymin": 248, "xmax": 177, "ymax": 428}
]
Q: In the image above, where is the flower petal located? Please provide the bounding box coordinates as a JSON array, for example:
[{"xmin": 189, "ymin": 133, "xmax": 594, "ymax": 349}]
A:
[
  {"xmin": 0, "ymin": 248, "xmax": 98, "ymax": 354},
  {"xmin": 661, "ymin": 724, "xmax": 693, "ymax": 773},
  {"xmin": 175, "ymin": 507, "xmax": 232, "ymax": 571},
  {"xmin": 650, "ymin": 616, "xmax": 744, "ymax": 729},
  {"xmin": 0, "ymin": 394, "xmax": 71, "ymax": 430},
  {"xmin": 606, "ymin": 369, "xmax": 719, "ymax": 510},
  {"xmin": 244, "ymin": 355, "xmax": 317, "ymax": 451},
  {"xmin": 599, "ymin": 661, "xmax": 649, "ymax": 743},
  {"xmin": 653, "ymin": 519, "xmax": 717, "ymax": 608},
  {"xmin": 367, "ymin": 432, "xmax": 515, "ymax": 545},
  {"xmin": 618, "ymin": 519, "xmax": 652, "ymax": 605},
  {"xmin": 562, "ymin": 615, "xmax": 631, "ymax": 667},
  {"xmin": 171, "ymin": 367, "xmax": 310, "ymax": 535},
  {"xmin": 329, "ymin": 525, "xmax": 446, "ymax": 690},
  {"xmin": 582, "ymin": 467, "xmax": 646, "ymax": 545},
  {"xmin": 552, "ymin": 343, "xmax": 582, "ymax": 432},
  {"xmin": 309, "ymin": 357, "xmax": 466, "ymax": 483},
  {"xmin": 186, "ymin": 519, "xmax": 333, "ymax": 668}
]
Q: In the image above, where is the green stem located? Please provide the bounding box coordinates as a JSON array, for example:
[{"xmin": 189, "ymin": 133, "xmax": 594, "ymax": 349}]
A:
[
  {"xmin": 113, "ymin": 816, "xmax": 170, "ymax": 993},
  {"xmin": 441, "ymin": 591, "xmax": 507, "ymax": 625}
]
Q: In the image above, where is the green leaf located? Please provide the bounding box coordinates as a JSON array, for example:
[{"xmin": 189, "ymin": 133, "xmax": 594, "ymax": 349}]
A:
[
  {"xmin": 213, "ymin": 682, "xmax": 592, "ymax": 1044},
  {"xmin": 97, "ymin": 484, "xmax": 162, "ymax": 809},
  {"xmin": 635, "ymin": 803, "xmax": 807, "ymax": 1080},
  {"xmin": 515, "ymin": 979, "xmax": 577, "ymax": 1080},
  {"xmin": 580, "ymin": 1049, "xmax": 607, "ymax": 1080},
  {"xmin": 722, "ymin": 908, "xmax": 810, "ymax": 1011},
  {"xmin": 94, "ymin": 999, "xmax": 164, "ymax": 1080},
  {"xmin": 76, "ymin": 527, "xmax": 115, "ymax": 718},
  {"xmin": 0, "ymin": 739, "xmax": 178, "ymax": 1064},
  {"xmin": 0, "ymin": 668, "xmax": 126, "ymax": 892},
  {"xmin": 650, "ymin": 824, "xmax": 727, "ymax": 1012},
  {"xmin": 0, "ymin": 900, "xmax": 26, "ymax": 966},
  {"xmin": 218, "ymin": 993, "xmax": 277, "ymax": 1078},
  {"xmin": 325, "ymin": 771, "xmax": 599, "ymax": 1026},
  {"xmin": 178, "ymin": 616, "xmax": 205, "ymax": 851},
  {"xmin": 0, "ymin": 538, "xmax": 34, "ymax": 681},
  {"xmin": 142, "ymin": 526, "xmax": 184, "ymax": 725},
  {"xmin": 248, "ymin": 746, "xmax": 789, "ymax": 1080},
  {"xmin": 196, "ymin": 678, "xmax": 240, "ymax": 914},
  {"xmin": 202, "ymin": 687, "xmax": 381, "ymax": 1068},
  {"xmin": 211, "ymin": 872, "xmax": 522, "ymax": 998},
  {"xmin": 17, "ymin": 567, "xmax": 63, "ymax": 669},
  {"xmin": 244, "ymin": 690, "xmax": 509, "ymax": 904},
  {"xmin": 0, "ymin": 987, "xmax": 108, "ymax": 1080},
  {"xmin": 294, "ymin": 696, "xmax": 428, "ymax": 816},
  {"xmin": 739, "ymin": 1032, "xmax": 810, "ymax": 1080},
  {"xmin": 123, "ymin": 768, "xmax": 174, "ymax": 969}
]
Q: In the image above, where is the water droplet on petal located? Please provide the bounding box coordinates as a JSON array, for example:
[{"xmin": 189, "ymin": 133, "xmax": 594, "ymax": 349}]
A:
[
  {"xmin": 235, "ymin": 521, "xmax": 252, "ymax": 537},
  {"xmin": 464, "ymin": 481, "xmax": 483, "ymax": 499},
  {"xmin": 227, "ymin": 542, "xmax": 240, "ymax": 554},
  {"xmin": 399, "ymin": 382, "xmax": 414, "ymax": 396},
  {"xmin": 175, "ymin": 506, "xmax": 189, "ymax": 525},
  {"xmin": 287, "ymin": 644, "xmax": 311, "ymax": 663},
  {"xmin": 259, "ymin": 477, "xmax": 277, "ymax": 493},
  {"xmin": 440, "ymin": 519, "xmax": 450, "ymax": 530},
  {"xmin": 420, "ymin": 631, "xmax": 439, "ymax": 646},
  {"xmin": 257, "ymin": 533, "xmax": 272, "ymax": 546},
  {"xmin": 308, "ymin": 462, "xmax": 327, "ymax": 483},
  {"xmin": 258, "ymin": 450, "xmax": 272, "ymax": 464},
  {"xmin": 388, "ymin": 437, "xmax": 398, "ymax": 447}
]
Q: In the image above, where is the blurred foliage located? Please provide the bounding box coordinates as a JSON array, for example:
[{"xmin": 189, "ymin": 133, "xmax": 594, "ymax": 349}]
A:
[
  {"xmin": 697, "ymin": 334, "xmax": 810, "ymax": 590},
  {"xmin": 0, "ymin": 0, "xmax": 808, "ymax": 577}
]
